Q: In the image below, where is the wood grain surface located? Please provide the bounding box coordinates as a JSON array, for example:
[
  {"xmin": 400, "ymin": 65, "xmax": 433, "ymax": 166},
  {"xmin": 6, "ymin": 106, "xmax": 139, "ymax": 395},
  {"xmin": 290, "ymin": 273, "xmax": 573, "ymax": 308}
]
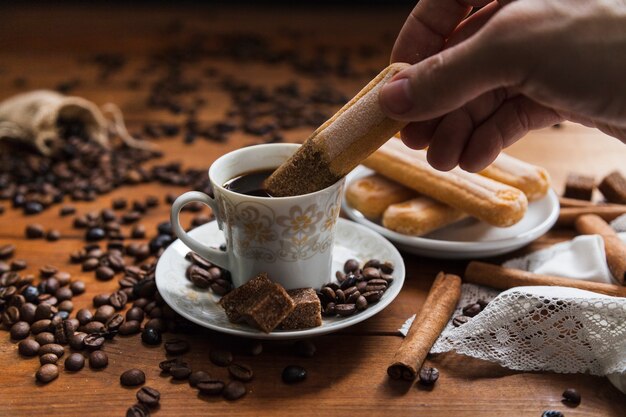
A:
[{"xmin": 0, "ymin": 4, "xmax": 625, "ymax": 417}]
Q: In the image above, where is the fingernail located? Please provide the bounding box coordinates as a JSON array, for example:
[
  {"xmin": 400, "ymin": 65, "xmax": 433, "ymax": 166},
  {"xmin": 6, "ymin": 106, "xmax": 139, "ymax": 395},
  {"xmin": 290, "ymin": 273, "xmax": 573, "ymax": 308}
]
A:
[{"xmin": 380, "ymin": 78, "xmax": 413, "ymax": 115}]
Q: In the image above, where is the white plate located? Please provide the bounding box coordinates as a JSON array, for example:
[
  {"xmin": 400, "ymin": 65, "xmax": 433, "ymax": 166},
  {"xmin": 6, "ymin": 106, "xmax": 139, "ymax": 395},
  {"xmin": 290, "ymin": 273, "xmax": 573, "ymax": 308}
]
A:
[
  {"xmin": 155, "ymin": 218, "xmax": 405, "ymax": 340},
  {"xmin": 342, "ymin": 166, "xmax": 560, "ymax": 259}
]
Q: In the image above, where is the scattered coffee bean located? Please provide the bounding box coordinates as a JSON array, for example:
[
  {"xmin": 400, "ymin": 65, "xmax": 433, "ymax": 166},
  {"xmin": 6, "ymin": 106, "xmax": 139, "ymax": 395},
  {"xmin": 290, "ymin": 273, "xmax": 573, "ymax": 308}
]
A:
[
  {"xmin": 141, "ymin": 327, "xmax": 161, "ymax": 345},
  {"xmin": 209, "ymin": 349, "xmax": 233, "ymax": 366},
  {"xmin": 95, "ymin": 266, "xmax": 115, "ymax": 281},
  {"xmin": 121, "ymin": 368, "xmax": 146, "ymax": 386},
  {"xmin": 294, "ymin": 340, "xmax": 316, "ymax": 357},
  {"xmin": 189, "ymin": 370, "xmax": 211, "ymax": 387},
  {"xmin": 92, "ymin": 293, "xmax": 110, "ymax": 307},
  {"xmin": 228, "ymin": 363, "xmax": 254, "ymax": 382},
  {"xmin": 19, "ymin": 303, "xmax": 37, "ymax": 323},
  {"xmin": 70, "ymin": 280, "xmax": 86, "ymax": 295},
  {"xmin": 126, "ymin": 307, "xmax": 145, "ymax": 322},
  {"xmin": 109, "ymin": 291, "xmax": 128, "ymax": 310},
  {"xmin": 542, "ymin": 411, "xmax": 564, "ymax": 417},
  {"xmin": 69, "ymin": 332, "xmax": 87, "ymax": 350},
  {"xmin": 335, "ymin": 303, "xmax": 356, "ymax": 316},
  {"xmin": 83, "ymin": 334, "xmax": 105, "ymax": 350},
  {"xmin": 76, "ymin": 308, "xmax": 94, "ymax": 325},
  {"xmin": 197, "ymin": 379, "xmax": 225, "ymax": 395},
  {"xmin": 170, "ymin": 363, "xmax": 192, "ymax": 380},
  {"xmin": 119, "ymin": 320, "xmax": 141, "ymax": 335},
  {"xmin": 562, "ymin": 388, "xmax": 581, "ymax": 406},
  {"xmin": 223, "ymin": 380, "xmax": 247, "ymax": 401},
  {"xmin": 59, "ymin": 206, "xmax": 76, "ymax": 216},
  {"xmin": 282, "ymin": 365, "xmax": 307, "ymax": 383},
  {"xmin": 40, "ymin": 353, "xmax": 59, "ymax": 365},
  {"xmin": 95, "ymin": 305, "xmax": 115, "ymax": 323},
  {"xmin": 247, "ymin": 341, "xmax": 263, "ymax": 356},
  {"xmin": 81, "ymin": 321, "xmax": 105, "ymax": 334},
  {"xmin": 46, "ymin": 230, "xmax": 61, "ymax": 242},
  {"xmin": 418, "ymin": 366, "xmax": 439, "ymax": 386},
  {"xmin": 36, "ymin": 364, "xmax": 59, "ymax": 383},
  {"xmin": 18, "ymin": 339, "xmax": 40, "ymax": 357},
  {"xmin": 39, "ymin": 343, "xmax": 65, "ymax": 358},
  {"xmin": 105, "ymin": 313, "xmax": 124, "ymax": 331},
  {"xmin": 0, "ymin": 243, "xmax": 16, "ymax": 259},
  {"xmin": 126, "ymin": 403, "xmax": 150, "ymax": 417},
  {"xmin": 65, "ymin": 353, "xmax": 85, "ymax": 371},
  {"xmin": 343, "ymin": 259, "xmax": 359, "ymax": 273},
  {"xmin": 89, "ymin": 350, "xmax": 108, "ymax": 369},
  {"xmin": 164, "ymin": 338, "xmax": 190, "ymax": 355},
  {"xmin": 35, "ymin": 332, "xmax": 56, "ymax": 346},
  {"xmin": 462, "ymin": 303, "xmax": 482, "ymax": 317},
  {"xmin": 136, "ymin": 386, "xmax": 160, "ymax": 408},
  {"xmin": 452, "ymin": 315, "xmax": 470, "ymax": 327},
  {"xmin": 10, "ymin": 321, "xmax": 30, "ymax": 340},
  {"xmin": 25, "ymin": 224, "xmax": 45, "ymax": 239}
]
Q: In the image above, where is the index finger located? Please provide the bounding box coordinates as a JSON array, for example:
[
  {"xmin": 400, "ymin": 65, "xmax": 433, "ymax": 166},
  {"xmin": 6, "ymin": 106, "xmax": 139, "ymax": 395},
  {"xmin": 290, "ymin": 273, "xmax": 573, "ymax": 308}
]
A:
[{"xmin": 391, "ymin": 0, "xmax": 494, "ymax": 64}]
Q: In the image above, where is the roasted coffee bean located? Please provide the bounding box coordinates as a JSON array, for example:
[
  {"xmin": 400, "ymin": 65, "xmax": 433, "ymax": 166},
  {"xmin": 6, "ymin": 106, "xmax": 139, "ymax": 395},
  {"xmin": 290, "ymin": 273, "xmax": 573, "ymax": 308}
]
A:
[
  {"xmin": 144, "ymin": 318, "xmax": 163, "ymax": 332},
  {"xmin": 365, "ymin": 283, "xmax": 387, "ymax": 292},
  {"xmin": 40, "ymin": 353, "xmax": 59, "ymax": 365},
  {"xmin": 339, "ymin": 275, "xmax": 357, "ymax": 290},
  {"xmin": 210, "ymin": 280, "xmax": 231, "ymax": 296},
  {"xmin": 320, "ymin": 287, "xmax": 336, "ymax": 302},
  {"xmin": 81, "ymin": 321, "xmax": 105, "ymax": 334},
  {"xmin": 136, "ymin": 386, "xmax": 160, "ymax": 408},
  {"xmin": 54, "ymin": 319, "xmax": 75, "ymax": 345},
  {"xmin": 343, "ymin": 259, "xmax": 359, "ymax": 273},
  {"xmin": 164, "ymin": 339, "xmax": 190, "ymax": 355},
  {"xmin": 346, "ymin": 290, "xmax": 361, "ymax": 304},
  {"xmin": 0, "ymin": 243, "xmax": 16, "ymax": 259},
  {"xmin": 542, "ymin": 411, "xmax": 564, "ymax": 417},
  {"xmin": 86, "ymin": 227, "xmax": 106, "ymax": 241},
  {"xmin": 19, "ymin": 303, "xmax": 37, "ymax": 324},
  {"xmin": 92, "ymin": 293, "xmax": 110, "ymax": 307},
  {"xmin": 381, "ymin": 273, "xmax": 394, "ymax": 284},
  {"xmin": 119, "ymin": 320, "xmax": 141, "ymax": 335},
  {"xmin": 105, "ymin": 313, "xmax": 124, "ymax": 331},
  {"xmin": 562, "ymin": 388, "xmax": 581, "ymax": 406},
  {"xmin": 187, "ymin": 265, "xmax": 212, "ymax": 288},
  {"xmin": 477, "ymin": 299, "xmax": 490, "ymax": 309},
  {"xmin": 35, "ymin": 332, "xmax": 56, "ymax": 346},
  {"xmin": 2, "ymin": 306, "xmax": 20, "ymax": 327},
  {"xmin": 131, "ymin": 225, "xmax": 146, "ymax": 239},
  {"xmin": 363, "ymin": 259, "xmax": 381, "ymax": 269},
  {"xmin": 356, "ymin": 295, "xmax": 368, "ymax": 311},
  {"xmin": 158, "ymin": 357, "xmax": 186, "ymax": 373},
  {"xmin": 380, "ymin": 261, "xmax": 394, "ymax": 274},
  {"xmin": 18, "ymin": 339, "xmax": 40, "ymax": 356},
  {"xmin": 335, "ymin": 303, "xmax": 356, "ymax": 316},
  {"xmin": 294, "ymin": 340, "xmax": 316, "ymax": 357},
  {"xmin": 362, "ymin": 290, "xmax": 383, "ymax": 303},
  {"xmin": 418, "ymin": 366, "xmax": 439, "ymax": 385},
  {"xmin": 46, "ymin": 230, "xmax": 61, "ymax": 242},
  {"xmin": 462, "ymin": 303, "xmax": 482, "ymax": 318},
  {"xmin": 65, "ymin": 352, "xmax": 85, "ymax": 371},
  {"xmin": 185, "ymin": 251, "xmax": 213, "ymax": 269},
  {"xmin": 223, "ymin": 380, "xmax": 247, "ymax": 401},
  {"xmin": 282, "ymin": 365, "xmax": 307, "ymax": 383},
  {"xmin": 54, "ymin": 287, "xmax": 73, "ymax": 303},
  {"xmin": 228, "ymin": 363, "xmax": 253, "ymax": 382},
  {"xmin": 109, "ymin": 291, "xmax": 128, "ymax": 310},
  {"xmin": 356, "ymin": 280, "xmax": 368, "ymax": 293},
  {"xmin": 335, "ymin": 289, "xmax": 346, "ymax": 304},
  {"xmin": 126, "ymin": 307, "xmax": 144, "ymax": 322},
  {"xmin": 141, "ymin": 327, "xmax": 161, "ymax": 345},
  {"xmin": 25, "ymin": 224, "xmax": 45, "ymax": 239},
  {"xmin": 170, "ymin": 364, "xmax": 192, "ymax": 380},
  {"xmin": 31, "ymin": 319, "xmax": 52, "ymax": 334},
  {"xmin": 112, "ymin": 198, "xmax": 128, "ymax": 210},
  {"xmin": 11, "ymin": 259, "xmax": 27, "ymax": 271},
  {"xmin": 82, "ymin": 258, "xmax": 99, "ymax": 272},
  {"xmin": 126, "ymin": 404, "xmax": 150, "ymax": 417},
  {"xmin": 121, "ymin": 369, "xmax": 146, "ymax": 386},
  {"xmin": 95, "ymin": 305, "xmax": 115, "ymax": 323},
  {"xmin": 38, "ymin": 294, "xmax": 58, "ymax": 306},
  {"xmin": 95, "ymin": 266, "xmax": 115, "ymax": 281},
  {"xmin": 57, "ymin": 300, "xmax": 73, "ymax": 313},
  {"xmin": 209, "ymin": 349, "xmax": 233, "ymax": 366},
  {"xmin": 10, "ymin": 321, "xmax": 30, "ymax": 340},
  {"xmin": 39, "ymin": 265, "xmax": 58, "ymax": 278},
  {"xmin": 335, "ymin": 271, "xmax": 346, "ymax": 282},
  {"xmin": 34, "ymin": 304, "xmax": 54, "ymax": 321},
  {"xmin": 69, "ymin": 332, "xmax": 87, "ymax": 350},
  {"xmin": 322, "ymin": 302, "xmax": 336, "ymax": 316},
  {"xmin": 76, "ymin": 308, "xmax": 93, "ymax": 325},
  {"xmin": 453, "ymin": 315, "xmax": 471, "ymax": 327},
  {"xmin": 59, "ymin": 205, "xmax": 76, "ymax": 216},
  {"xmin": 247, "ymin": 341, "xmax": 263, "ymax": 356},
  {"xmin": 189, "ymin": 370, "xmax": 211, "ymax": 387},
  {"xmin": 89, "ymin": 350, "xmax": 108, "ymax": 369},
  {"xmin": 83, "ymin": 334, "xmax": 105, "ymax": 350},
  {"xmin": 197, "ymin": 379, "xmax": 225, "ymax": 395},
  {"xmin": 39, "ymin": 343, "xmax": 65, "ymax": 358},
  {"xmin": 36, "ymin": 364, "xmax": 59, "ymax": 383},
  {"xmin": 362, "ymin": 267, "xmax": 380, "ymax": 280}
]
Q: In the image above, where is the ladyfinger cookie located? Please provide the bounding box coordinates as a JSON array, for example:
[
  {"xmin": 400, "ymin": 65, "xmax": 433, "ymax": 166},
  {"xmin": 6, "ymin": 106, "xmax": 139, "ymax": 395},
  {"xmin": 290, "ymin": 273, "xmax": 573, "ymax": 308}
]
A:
[
  {"xmin": 363, "ymin": 139, "xmax": 528, "ymax": 227},
  {"xmin": 265, "ymin": 63, "xmax": 410, "ymax": 197},
  {"xmin": 479, "ymin": 153, "xmax": 550, "ymax": 201},
  {"xmin": 382, "ymin": 197, "xmax": 468, "ymax": 236},
  {"xmin": 345, "ymin": 174, "xmax": 416, "ymax": 219}
]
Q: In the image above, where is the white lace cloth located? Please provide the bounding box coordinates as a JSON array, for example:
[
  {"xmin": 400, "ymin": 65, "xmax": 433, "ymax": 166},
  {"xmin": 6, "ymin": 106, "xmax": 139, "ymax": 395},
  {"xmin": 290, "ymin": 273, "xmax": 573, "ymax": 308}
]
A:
[{"xmin": 400, "ymin": 214, "xmax": 626, "ymax": 392}]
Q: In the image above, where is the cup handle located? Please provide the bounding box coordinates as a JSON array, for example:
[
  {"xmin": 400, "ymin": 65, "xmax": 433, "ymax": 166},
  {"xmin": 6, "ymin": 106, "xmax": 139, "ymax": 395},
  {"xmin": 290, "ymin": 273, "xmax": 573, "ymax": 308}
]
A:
[{"xmin": 170, "ymin": 191, "xmax": 230, "ymax": 270}]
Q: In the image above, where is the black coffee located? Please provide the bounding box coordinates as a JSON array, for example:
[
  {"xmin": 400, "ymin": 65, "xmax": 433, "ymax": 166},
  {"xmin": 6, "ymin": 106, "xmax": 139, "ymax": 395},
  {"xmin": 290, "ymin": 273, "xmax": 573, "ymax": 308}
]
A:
[{"xmin": 223, "ymin": 169, "xmax": 274, "ymax": 197}]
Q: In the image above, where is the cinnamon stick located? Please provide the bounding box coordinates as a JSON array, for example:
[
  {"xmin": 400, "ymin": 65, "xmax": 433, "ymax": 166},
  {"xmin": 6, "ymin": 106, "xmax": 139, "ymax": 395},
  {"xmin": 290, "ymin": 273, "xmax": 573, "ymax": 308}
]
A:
[
  {"xmin": 575, "ymin": 214, "xmax": 626, "ymax": 285},
  {"xmin": 556, "ymin": 206, "xmax": 626, "ymax": 227},
  {"xmin": 387, "ymin": 272, "xmax": 461, "ymax": 381},
  {"xmin": 465, "ymin": 261, "xmax": 626, "ymax": 297},
  {"xmin": 559, "ymin": 197, "xmax": 625, "ymax": 208}
]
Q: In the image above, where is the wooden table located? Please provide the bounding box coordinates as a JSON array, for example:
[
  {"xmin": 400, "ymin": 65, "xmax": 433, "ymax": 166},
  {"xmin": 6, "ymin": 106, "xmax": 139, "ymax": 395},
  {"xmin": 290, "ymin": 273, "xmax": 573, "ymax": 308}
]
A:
[{"xmin": 1, "ymin": 4, "xmax": 625, "ymax": 417}]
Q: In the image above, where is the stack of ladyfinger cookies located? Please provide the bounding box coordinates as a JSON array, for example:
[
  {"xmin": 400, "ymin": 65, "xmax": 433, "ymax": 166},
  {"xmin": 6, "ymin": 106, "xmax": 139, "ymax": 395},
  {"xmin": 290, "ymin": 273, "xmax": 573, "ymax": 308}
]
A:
[{"xmin": 346, "ymin": 138, "xmax": 551, "ymax": 236}]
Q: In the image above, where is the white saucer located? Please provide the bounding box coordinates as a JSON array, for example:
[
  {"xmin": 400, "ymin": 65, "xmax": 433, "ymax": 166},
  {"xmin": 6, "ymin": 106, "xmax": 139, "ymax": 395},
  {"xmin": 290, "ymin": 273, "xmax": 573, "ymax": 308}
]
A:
[
  {"xmin": 342, "ymin": 166, "xmax": 560, "ymax": 259},
  {"xmin": 155, "ymin": 218, "xmax": 405, "ymax": 340}
]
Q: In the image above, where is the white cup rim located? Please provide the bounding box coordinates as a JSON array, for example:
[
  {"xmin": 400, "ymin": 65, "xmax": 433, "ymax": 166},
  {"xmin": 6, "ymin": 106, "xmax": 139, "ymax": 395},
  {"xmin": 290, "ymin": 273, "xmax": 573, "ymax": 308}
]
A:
[{"xmin": 208, "ymin": 143, "xmax": 345, "ymax": 201}]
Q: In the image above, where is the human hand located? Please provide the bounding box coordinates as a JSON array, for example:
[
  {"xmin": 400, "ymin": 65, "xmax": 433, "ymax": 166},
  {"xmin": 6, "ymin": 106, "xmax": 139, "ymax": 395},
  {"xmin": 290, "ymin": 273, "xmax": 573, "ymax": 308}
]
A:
[{"xmin": 379, "ymin": 0, "xmax": 626, "ymax": 172}]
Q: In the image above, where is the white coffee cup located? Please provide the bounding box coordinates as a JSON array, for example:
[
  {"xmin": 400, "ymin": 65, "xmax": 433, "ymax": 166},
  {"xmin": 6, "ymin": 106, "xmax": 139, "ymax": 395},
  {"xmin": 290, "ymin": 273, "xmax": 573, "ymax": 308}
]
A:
[{"xmin": 170, "ymin": 143, "xmax": 345, "ymax": 290}]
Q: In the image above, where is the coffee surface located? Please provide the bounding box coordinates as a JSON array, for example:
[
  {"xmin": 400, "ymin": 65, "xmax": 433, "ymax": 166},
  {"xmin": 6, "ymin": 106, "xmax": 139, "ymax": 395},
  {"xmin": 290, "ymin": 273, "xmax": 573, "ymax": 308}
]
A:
[{"xmin": 223, "ymin": 169, "xmax": 274, "ymax": 197}]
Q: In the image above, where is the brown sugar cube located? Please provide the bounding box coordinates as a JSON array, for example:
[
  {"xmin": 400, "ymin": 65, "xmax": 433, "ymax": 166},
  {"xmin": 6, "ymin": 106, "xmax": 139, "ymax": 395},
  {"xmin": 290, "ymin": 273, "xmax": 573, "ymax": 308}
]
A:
[
  {"xmin": 280, "ymin": 288, "xmax": 323, "ymax": 330},
  {"xmin": 563, "ymin": 173, "xmax": 595, "ymax": 201},
  {"xmin": 219, "ymin": 273, "xmax": 274, "ymax": 322},
  {"xmin": 599, "ymin": 171, "xmax": 626, "ymax": 204},
  {"xmin": 242, "ymin": 284, "xmax": 295, "ymax": 333}
]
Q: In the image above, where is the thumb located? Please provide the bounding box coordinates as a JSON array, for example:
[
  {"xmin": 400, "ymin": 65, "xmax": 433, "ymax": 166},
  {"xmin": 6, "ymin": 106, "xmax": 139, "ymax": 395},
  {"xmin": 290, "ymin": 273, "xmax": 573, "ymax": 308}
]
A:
[{"xmin": 380, "ymin": 33, "xmax": 523, "ymax": 122}]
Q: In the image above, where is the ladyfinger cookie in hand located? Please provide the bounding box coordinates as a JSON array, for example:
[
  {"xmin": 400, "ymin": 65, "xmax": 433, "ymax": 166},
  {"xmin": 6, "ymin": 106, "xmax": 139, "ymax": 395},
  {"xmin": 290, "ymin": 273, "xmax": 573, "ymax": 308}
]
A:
[
  {"xmin": 345, "ymin": 174, "xmax": 416, "ymax": 219},
  {"xmin": 479, "ymin": 153, "xmax": 550, "ymax": 201},
  {"xmin": 363, "ymin": 139, "xmax": 528, "ymax": 227},
  {"xmin": 265, "ymin": 63, "xmax": 410, "ymax": 197},
  {"xmin": 382, "ymin": 197, "xmax": 468, "ymax": 236}
]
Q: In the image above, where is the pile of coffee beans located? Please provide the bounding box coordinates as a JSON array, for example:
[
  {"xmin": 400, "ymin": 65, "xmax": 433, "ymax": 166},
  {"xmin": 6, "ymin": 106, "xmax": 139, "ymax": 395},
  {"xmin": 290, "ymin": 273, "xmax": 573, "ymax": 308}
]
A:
[
  {"xmin": 452, "ymin": 299, "xmax": 490, "ymax": 327},
  {"xmin": 316, "ymin": 258, "xmax": 394, "ymax": 317},
  {"xmin": 184, "ymin": 252, "xmax": 232, "ymax": 295}
]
